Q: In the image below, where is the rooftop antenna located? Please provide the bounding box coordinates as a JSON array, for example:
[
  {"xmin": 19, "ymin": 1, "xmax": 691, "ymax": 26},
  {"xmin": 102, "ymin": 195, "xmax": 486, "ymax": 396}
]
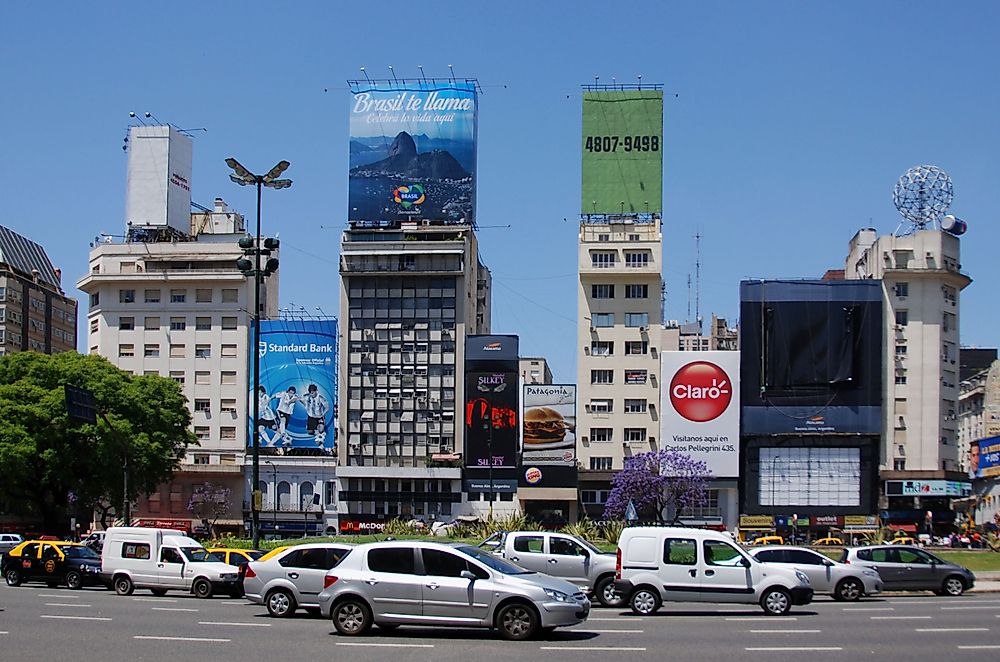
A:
[
  {"xmin": 893, "ymin": 165, "xmax": 953, "ymax": 236},
  {"xmin": 144, "ymin": 112, "xmax": 162, "ymax": 125},
  {"xmin": 687, "ymin": 274, "xmax": 692, "ymax": 321},
  {"xmin": 129, "ymin": 111, "xmax": 147, "ymax": 126},
  {"xmin": 360, "ymin": 66, "xmax": 372, "ymax": 84},
  {"xmin": 694, "ymin": 229, "xmax": 702, "ymax": 325}
]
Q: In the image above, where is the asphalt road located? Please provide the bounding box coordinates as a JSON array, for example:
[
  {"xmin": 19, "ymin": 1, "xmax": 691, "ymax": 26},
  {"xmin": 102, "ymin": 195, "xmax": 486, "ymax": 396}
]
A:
[{"xmin": 2, "ymin": 585, "xmax": 999, "ymax": 661}]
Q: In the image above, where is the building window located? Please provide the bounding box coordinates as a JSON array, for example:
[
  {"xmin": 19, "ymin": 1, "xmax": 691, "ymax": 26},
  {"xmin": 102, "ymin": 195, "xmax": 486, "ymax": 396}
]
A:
[
  {"xmin": 90, "ymin": 318, "xmax": 99, "ymax": 334},
  {"xmin": 624, "ymin": 398, "xmax": 647, "ymax": 413},
  {"xmin": 170, "ymin": 289, "xmax": 186, "ymax": 303},
  {"xmin": 624, "ymin": 251, "xmax": 649, "ymax": 268},
  {"xmin": 169, "ymin": 317, "xmax": 186, "ymax": 331},
  {"xmin": 144, "ymin": 289, "xmax": 160, "ymax": 303},
  {"xmin": 895, "ymin": 310, "xmax": 908, "ymax": 326},
  {"xmin": 195, "ymin": 344, "xmax": 211, "ymax": 358},
  {"xmin": 144, "ymin": 316, "xmax": 161, "ymax": 330},
  {"xmin": 624, "ymin": 428, "xmax": 647, "ymax": 443},
  {"xmin": 89, "ymin": 292, "xmax": 99, "ymax": 307},
  {"xmin": 194, "ymin": 428, "xmax": 210, "ymax": 442},
  {"xmin": 144, "ymin": 344, "xmax": 160, "ymax": 358},
  {"xmin": 220, "ymin": 399, "xmax": 237, "ymax": 414},
  {"xmin": 625, "ymin": 312, "xmax": 649, "ymax": 327},
  {"xmin": 894, "ymin": 282, "xmax": 908, "ymax": 298},
  {"xmin": 195, "ymin": 317, "xmax": 211, "ymax": 331},
  {"xmin": 589, "ymin": 399, "xmax": 613, "ymax": 414},
  {"xmin": 194, "ymin": 399, "xmax": 211, "ymax": 414},
  {"xmin": 221, "ymin": 289, "xmax": 238, "ymax": 303},
  {"xmin": 220, "ymin": 427, "xmax": 236, "ymax": 440},
  {"xmin": 943, "ymin": 312, "xmax": 955, "ymax": 333},
  {"xmin": 221, "ymin": 344, "xmax": 237, "ymax": 358},
  {"xmin": 591, "ymin": 251, "xmax": 616, "ymax": 268},
  {"xmin": 590, "ymin": 457, "xmax": 613, "ymax": 471},
  {"xmin": 591, "ymin": 341, "xmax": 613, "ymax": 356},
  {"xmin": 169, "ymin": 371, "xmax": 185, "ymax": 384},
  {"xmin": 893, "ymin": 458, "xmax": 906, "ymax": 471},
  {"xmin": 895, "ymin": 344, "xmax": 907, "ymax": 355},
  {"xmin": 221, "ymin": 371, "xmax": 236, "ymax": 385},
  {"xmin": 195, "ymin": 289, "xmax": 212, "ymax": 303},
  {"xmin": 169, "ymin": 344, "xmax": 185, "ymax": 358},
  {"xmin": 625, "ymin": 341, "xmax": 648, "ymax": 355},
  {"xmin": 625, "ymin": 370, "xmax": 648, "ymax": 385},
  {"xmin": 895, "ymin": 373, "xmax": 907, "ymax": 385},
  {"xmin": 591, "ymin": 313, "xmax": 614, "ymax": 328},
  {"xmin": 591, "ymin": 284, "xmax": 615, "ymax": 299},
  {"xmin": 222, "ymin": 316, "xmax": 237, "ymax": 330},
  {"xmin": 590, "ymin": 428, "xmax": 613, "ymax": 443},
  {"xmin": 117, "ymin": 317, "xmax": 133, "ymax": 331},
  {"xmin": 625, "ymin": 284, "xmax": 648, "ymax": 299},
  {"xmin": 591, "ymin": 369, "xmax": 613, "ymax": 384},
  {"xmin": 119, "ymin": 289, "xmax": 135, "ymax": 304},
  {"xmin": 195, "ymin": 371, "xmax": 210, "ymax": 385},
  {"xmin": 118, "ymin": 344, "xmax": 134, "ymax": 357}
]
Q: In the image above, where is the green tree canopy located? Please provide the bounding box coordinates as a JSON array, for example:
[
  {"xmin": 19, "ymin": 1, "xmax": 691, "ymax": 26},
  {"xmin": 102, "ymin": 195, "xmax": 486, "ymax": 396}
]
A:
[{"xmin": 0, "ymin": 351, "xmax": 197, "ymax": 533}]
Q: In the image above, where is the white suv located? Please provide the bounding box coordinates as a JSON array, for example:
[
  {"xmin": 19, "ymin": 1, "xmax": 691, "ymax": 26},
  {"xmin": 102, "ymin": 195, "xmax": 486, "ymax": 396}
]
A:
[{"xmin": 614, "ymin": 527, "xmax": 813, "ymax": 616}]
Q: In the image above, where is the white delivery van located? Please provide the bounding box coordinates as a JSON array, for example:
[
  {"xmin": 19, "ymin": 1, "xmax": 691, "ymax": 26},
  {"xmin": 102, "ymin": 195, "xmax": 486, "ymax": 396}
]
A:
[
  {"xmin": 614, "ymin": 527, "xmax": 814, "ymax": 616},
  {"xmin": 101, "ymin": 527, "xmax": 240, "ymax": 598}
]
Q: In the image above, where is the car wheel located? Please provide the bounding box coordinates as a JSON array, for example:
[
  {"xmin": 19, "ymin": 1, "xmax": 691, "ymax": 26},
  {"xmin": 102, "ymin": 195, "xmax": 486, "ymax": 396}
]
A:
[
  {"xmin": 629, "ymin": 587, "xmax": 661, "ymax": 616},
  {"xmin": 834, "ymin": 578, "xmax": 863, "ymax": 602},
  {"xmin": 5, "ymin": 569, "xmax": 22, "ymax": 587},
  {"xmin": 332, "ymin": 598, "xmax": 373, "ymax": 636},
  {"xmin": 942, "ymin": 575, "xmax": 965, "ymax": 596},
  {"xmin": 595, "ymin": 575, "xmax": 625, "ymax": 608},
  {"xmin": 65, "ymin": 570, "xmax": 83, "ymax": 590},
  {"xmin": 193, "ymin": 578, "xmax": 213, "ymax": 599},
  {"xmin": 150, "ymin": 588, "xmax": 168, "ymax": 597},
  {"xmin": 760, "ymin": 587, "xmax": 792, "ymax": 616},
  {"xmin": 266, "ymin": 588, "xmax": 296, "ymax": 617},
  {"xmin": 496, "ymin": 601, "xmax": 539, "ymax": 641},
  {"xmin": 114, "ymin": 575, "xmax": 135, "ymax": 596}
]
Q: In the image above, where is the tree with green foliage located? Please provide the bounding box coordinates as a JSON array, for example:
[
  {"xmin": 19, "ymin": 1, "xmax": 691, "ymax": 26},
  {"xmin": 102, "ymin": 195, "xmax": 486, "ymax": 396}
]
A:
[{"xmin": 0, "ymin": 351, "xmax": 197, "ymax": 534}]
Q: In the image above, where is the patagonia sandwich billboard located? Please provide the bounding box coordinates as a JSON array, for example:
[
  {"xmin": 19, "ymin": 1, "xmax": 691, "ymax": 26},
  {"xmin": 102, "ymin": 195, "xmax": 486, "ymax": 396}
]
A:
[
  {"xmin": 521, "ymin": 384, "xmax": 578, "ymax": 489},
  {"xmin": 251, "ymin": 320, "xmax": 338, "ymax": 454},
  {"xmin": 349, "ymin": 80, "xmax": 477, "ymax": 225},
  {"xmin": 660, "ymin": 351, "xmax": 740, "ymax": 478}
]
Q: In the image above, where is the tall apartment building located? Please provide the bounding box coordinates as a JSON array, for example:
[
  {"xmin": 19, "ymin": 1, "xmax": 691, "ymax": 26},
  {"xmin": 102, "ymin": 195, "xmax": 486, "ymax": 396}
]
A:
[
  {"xmin": 576, "ymin": 219, "xmax": 662, "ymax": 513},
  {"xmin": 958, "ymin": 360, "xmax": 1000, "ymax": 526},
  {"xmin": 520, "ymin": 357, "xmax": 553, "ymax": 384},
  {"xmin": 77, "ymin": 199, "xmax": 276, "ymax": 533},
  {"xmin": 337, "ymin": 219, "xmax": 491, "ymax": 530},
  {"xmin": 0, "ymin": 225, "xmax": 77, "ymax": 356},
  {"xmin": 662, "ymin": 315, "xmax": 738, "ymax": 352}
]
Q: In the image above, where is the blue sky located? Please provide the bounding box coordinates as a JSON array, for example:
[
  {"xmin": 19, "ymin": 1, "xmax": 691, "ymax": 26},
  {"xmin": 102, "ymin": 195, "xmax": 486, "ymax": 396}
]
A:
[{"xmin": 2, "ymin": 1, "xmax": 998, "ymax": 382}]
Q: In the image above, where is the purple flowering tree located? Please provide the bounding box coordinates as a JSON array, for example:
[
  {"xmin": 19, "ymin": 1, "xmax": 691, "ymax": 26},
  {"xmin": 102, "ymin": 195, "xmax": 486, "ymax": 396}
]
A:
[{"xmin": 603, "ymin": 449, "xmax": 712, "ymax": 523}]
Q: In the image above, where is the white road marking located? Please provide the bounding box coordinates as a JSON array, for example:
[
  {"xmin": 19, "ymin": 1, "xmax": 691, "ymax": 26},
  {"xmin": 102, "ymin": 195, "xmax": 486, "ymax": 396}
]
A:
[
  {"xmin": 133, "ymin": 636, "xmax": 230, "ymax": 643},
  {"xmin": 220, "ymin": 601, "xmax": 249, "ymax": 606},
  {"xmin": 0, "ymin": 631, "xmax": 8, "ymax": 635},
  {"xmin": 749, "ymin": 629, "xmax": 822, "ymax": 634},
  {"xmin": 133, "ymin": 597, "xmax": 178, "ymax": 603},
  {"xmin": 44, "ymin": 603, "xmax": 91, "ymax": 608},
  {"xmin": 584, "ymin": 617, "xmax": 643, "ymax": 622},
  {"xmin": 843, "ymin": 607, "xmax": 893, "ymax": 611},
  {"xmin": 38, "ymin": 594, "xmax": 78, "ymax": 598},
  {"xmin": 336, "ymin": 643, "xmax": 434, "ymax": 649},
  {"xmin": 871, "ymin": 616, "xmax": 933, "ymax": 620},
  {"xmin": 727, "ymin": 617, "xmax": 798, "ymax": 621},
  {"xmin": 579, "ymin": 629, "xmax": 645, "ymax": 634},
  {"xmin": 745, "ymin": 647, "xmax": 842, "ymax": 652},
  {"xmin": 540, "ymin": 647, "xmax": 647, "ymax": 652},
  {"xmin": 151, "ymin": 607, "xmax": 199, "ymax": 612},
  {"xmin": 941, "ymin": 606, "xmax": 1000, "ymax": 611},
  {"xmin": 958, "ymin": 645, "xmax": 1000, "ymax": 650},
  {"xmin": 41, "ymin": 615, "xmax": 112, "ymax": 621},
  {"xmin": 916, "ymin": 628, "xmax": 990, "ymax": 632},
  {"xmin": 198, "ymin": 621, "xmax": 272, "ymax": 627}
]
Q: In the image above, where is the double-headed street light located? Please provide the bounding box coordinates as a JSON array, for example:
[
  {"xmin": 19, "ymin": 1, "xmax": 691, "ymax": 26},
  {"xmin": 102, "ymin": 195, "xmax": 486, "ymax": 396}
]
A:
[{"xmin": 225, "ymin": 157, "xmax": 291, "ymax": 549}]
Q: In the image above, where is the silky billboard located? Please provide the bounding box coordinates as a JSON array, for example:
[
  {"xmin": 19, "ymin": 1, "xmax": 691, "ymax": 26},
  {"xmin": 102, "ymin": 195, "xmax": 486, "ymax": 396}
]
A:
[
  {"xmin": 660, "ymin": 351, "xmax": 740, "ymax": 478},
  {"xmin": 349, "ymin": 80, "xmax": 477, "ymax": 224},
  {"xmin": 251, "ymin": 320, "xmax": 338, "ymax": 453},
  {"xmin": 581, "ymin": 89, "xmax": 663, "ymax": 216}
]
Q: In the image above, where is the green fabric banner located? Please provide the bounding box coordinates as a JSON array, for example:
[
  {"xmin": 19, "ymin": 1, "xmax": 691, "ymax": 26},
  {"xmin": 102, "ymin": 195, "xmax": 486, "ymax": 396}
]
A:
[{"xmin": 581, "ymin": 90, "xmax": 663, "ymax": 215}]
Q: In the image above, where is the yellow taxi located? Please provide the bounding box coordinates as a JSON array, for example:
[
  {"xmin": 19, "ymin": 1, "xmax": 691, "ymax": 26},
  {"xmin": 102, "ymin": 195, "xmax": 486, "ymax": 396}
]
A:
[
  {"xmin": 749, "ymin": 535, "xmax": 785, "ymax": 546},
  {"xmin": 889, "ymin": 536, "xmax": 916, "ymax": 545},
  {"xmin": 814, "ymin": 537, "xmax": 844, "ymax": 546},
  {"xmin": 2, "ymin": 540, "xmax": 105, "ymax": 589},
  {"xmin": 207, "ymin": 548, "xmax": 264, "ymax": 568},
  {"xmin": 257, "ymin": 545, "xmax": 293, "ymax": 562}
]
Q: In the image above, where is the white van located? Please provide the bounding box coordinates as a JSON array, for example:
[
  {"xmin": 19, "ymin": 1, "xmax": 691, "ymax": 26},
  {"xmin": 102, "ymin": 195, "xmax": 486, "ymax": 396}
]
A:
[
  {"xmin": 101, "ymin": 527, "xmax": 240, "ymax": 598},
  {"xmin": 614, "ymin": 527, "xmax": 813, "ymax": 616}
]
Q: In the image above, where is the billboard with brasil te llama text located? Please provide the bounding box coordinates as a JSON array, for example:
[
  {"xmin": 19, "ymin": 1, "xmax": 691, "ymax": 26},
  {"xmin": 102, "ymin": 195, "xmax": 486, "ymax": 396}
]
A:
[
  {"xmin": 349, "ymin": 80, "xmax": 477, "ymax": 225},
  {"xmin": 581, "ymin": 88, "xmax": 663, "ymax": 216},
  {"xmin": 251, "ymin": 319, "xmax": 338, "ymax": 454}
]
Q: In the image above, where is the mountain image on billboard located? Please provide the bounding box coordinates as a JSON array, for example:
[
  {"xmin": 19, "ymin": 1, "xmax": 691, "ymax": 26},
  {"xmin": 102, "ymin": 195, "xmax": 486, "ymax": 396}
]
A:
[
  {"xmin": 251, "ymin": 319, "xmax": 338, "ymax": 454},
  {"xmin": 581, "ymin": 89, "xmax": 663, "ymax": 216},
  {"xmin": 349, "ymin": 81, "xmax": 477, "ymax": 224}
]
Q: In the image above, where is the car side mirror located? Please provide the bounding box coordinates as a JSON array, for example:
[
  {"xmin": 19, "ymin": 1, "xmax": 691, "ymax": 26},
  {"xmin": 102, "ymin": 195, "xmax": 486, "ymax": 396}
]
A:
[
  {"xmin": 823, "ymin": 560, "xmax": 834, "ymax": 567},
  {"xmin": 460, "ymin": 570, "xmax": 477, "ymax": 581},
  {"xmin": 741, "ymin": 557, "xmax": 751, "ymax": 568}
]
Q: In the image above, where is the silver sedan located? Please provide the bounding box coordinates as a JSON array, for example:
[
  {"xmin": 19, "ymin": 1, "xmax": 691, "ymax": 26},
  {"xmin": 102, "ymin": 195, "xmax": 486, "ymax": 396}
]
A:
[{"xmin": 749, "ymin": 546, "xmax": 882, "ymax": 601}]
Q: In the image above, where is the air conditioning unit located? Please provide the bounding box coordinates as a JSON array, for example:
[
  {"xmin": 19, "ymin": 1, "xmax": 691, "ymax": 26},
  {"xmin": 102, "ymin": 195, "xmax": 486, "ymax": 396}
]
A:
[
  {"xmin": 581, "ymin": 436, "xmax": 589, "ymax": 443},
  {"xmin": 639, "ymin": 326, "xmax": 648, "ymax": 333},
  {"xmin": 649, "ymin": 436, "xmax": 656, "ymax": 444},
  {"xmin": 584, "ymin": 347, "xmax": 590, "ymax": 355}
]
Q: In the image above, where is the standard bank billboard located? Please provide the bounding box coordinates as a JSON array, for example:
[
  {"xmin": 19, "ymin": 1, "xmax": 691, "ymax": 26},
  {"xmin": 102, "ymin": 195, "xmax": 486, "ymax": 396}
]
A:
[
  {"xmin": 252, "ymin": 320, "xmax": 337, "ymax": 453},
  {"xmin": 660, "ymin": 351, "xmax": 740, "ymax": 478},
  {"xmin": 349, "ymin": 81, "xmax": 477, "ymax": 225}
]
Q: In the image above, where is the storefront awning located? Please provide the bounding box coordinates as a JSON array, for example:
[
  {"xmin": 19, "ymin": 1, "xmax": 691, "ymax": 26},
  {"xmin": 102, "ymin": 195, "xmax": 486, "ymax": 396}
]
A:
[{"xmin": 889, "ymin": 523, "xmax": 917, "ymax": 533}]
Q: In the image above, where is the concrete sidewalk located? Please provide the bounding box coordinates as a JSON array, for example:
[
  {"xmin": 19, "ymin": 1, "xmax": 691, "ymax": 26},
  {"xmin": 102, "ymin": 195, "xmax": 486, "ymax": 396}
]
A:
[{"xmin": 971, "ymin": 570, "xmax": 1000, "ymax": 592}]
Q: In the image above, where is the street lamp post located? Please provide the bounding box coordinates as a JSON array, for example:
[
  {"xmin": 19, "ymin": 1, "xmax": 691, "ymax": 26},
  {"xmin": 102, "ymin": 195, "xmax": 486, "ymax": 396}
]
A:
[
  {"xmin": 226, "ymin": 158, "xmax": 291, "ymax": 549},
  {"xmin": 263, "ymin": 459, "xmax": 278, "ymax": 535}
]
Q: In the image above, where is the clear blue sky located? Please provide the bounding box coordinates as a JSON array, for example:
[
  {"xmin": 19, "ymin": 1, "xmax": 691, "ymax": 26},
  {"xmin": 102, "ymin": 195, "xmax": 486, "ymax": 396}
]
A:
[{"xmin": 3, "ymin": 1, "xmax": 998, "ymax": 382}]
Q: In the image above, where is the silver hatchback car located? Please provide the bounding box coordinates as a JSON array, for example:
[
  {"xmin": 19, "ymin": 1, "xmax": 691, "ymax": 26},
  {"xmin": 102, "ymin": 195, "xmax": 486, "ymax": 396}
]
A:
[
  {"xmin": 748, "ymin": 546, "xmax": 882, "ymax": 601},
  {"xmin": 318, "ymin": 540, "xmax": 591, "ymax": 640},
  {"xmin": 244, "ymin": 543, "xmax": 353, "ymax": 617}
]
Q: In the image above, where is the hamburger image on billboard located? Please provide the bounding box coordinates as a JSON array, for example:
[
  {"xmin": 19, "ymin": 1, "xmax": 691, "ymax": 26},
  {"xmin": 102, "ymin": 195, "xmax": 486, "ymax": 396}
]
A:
[{"xmin": 522, "ymin": 385, "xmax": 576, "ymax": 466}]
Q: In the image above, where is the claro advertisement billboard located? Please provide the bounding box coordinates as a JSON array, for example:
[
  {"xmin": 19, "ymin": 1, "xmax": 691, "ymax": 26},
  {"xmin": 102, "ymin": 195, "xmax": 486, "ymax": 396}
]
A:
[
  {"xmin": 660, "ymin": 351, "xmax": 740, "ymax": 478},
  {"xmin": 349, "ymin": 80, "xmax": 477, "ymax": 225},
  {"xmin": 581, "ymin": 89, "xmax": 663, "ymax": 216},
  {"xmin": 251, "ymin": 320, "xmax": 338, "ymax": 454}
]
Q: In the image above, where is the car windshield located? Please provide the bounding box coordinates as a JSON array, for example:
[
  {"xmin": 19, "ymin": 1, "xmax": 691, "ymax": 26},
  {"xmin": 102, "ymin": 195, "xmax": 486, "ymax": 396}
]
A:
[
  {"xmin": 247, "ymin": 550, "xmax": 264, "ymax": 560},
  {"xmin": 63, "ymin": 546, "xmax": 100, "ymax": 560},
  {"xmin": 181, "ymin": 547, "xmax": 216, "ymax": 562},
  {"xmin": 454, "ymin": 545, "xmax": 534, "ymax": 575}
]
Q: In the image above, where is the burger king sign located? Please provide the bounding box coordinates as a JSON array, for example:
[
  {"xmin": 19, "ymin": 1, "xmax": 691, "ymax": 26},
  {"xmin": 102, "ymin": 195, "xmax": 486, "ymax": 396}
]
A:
[{"xmin": 661, "ymin": 352, "xmax": 740, "ymax": 478}]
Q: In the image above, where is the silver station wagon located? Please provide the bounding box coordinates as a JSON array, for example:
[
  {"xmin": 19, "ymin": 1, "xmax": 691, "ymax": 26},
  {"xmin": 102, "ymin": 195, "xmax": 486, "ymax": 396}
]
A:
[{"xmin": 317, "ymin": 540, "xmax": 591, "ymax": 640}]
